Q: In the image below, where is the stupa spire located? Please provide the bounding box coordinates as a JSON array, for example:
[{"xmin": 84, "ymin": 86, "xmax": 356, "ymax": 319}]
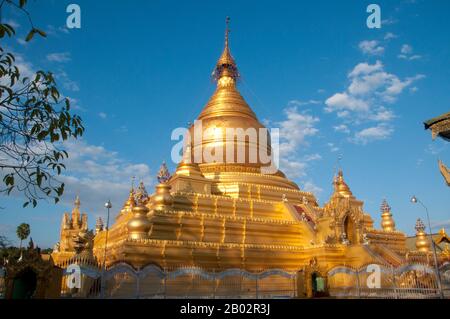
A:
[
  {"xmin": 333, "ymin": 169, "xmax": 353, "ymax": 197},
  {"xmin": 212, "ymin": 17, "xmax": 239, "ymax": 82},
  {"xmin": 74, "ymin": 195, "xmax": 80, "ymax": 208},
  {"xmin": 380, "ymin": 199, "xmax": 396, "ymax": 232}
]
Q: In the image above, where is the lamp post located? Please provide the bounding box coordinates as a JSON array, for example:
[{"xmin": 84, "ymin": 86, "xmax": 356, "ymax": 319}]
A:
[
  {"xmin": 410, "ymin": 195, "xmax": 444, "ymax": 299},
  {"xmin": 100, "ymin": 200, "xmax": 112, "ymax": 298}
]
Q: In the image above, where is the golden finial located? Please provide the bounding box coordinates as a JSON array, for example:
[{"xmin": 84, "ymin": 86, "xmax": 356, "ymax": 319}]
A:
[
  {"xmin": 225, "ymin": 16, "xmax": 230, "ymax": 48},
  {"xmin": 415, "ymin": 218, "xmax": 430, "ymax": 252},
  {"xmin": 213, "ymin": 17, "xmax": 239, "ymax": 81},
  {"xmin": 333, "ymin": 169, "xmax": 353, "ymax": 197},
  {"xmin": 380, "ymin": 199, "xmax": 395, "ymax": 232},
  {"xmin": 157, "ymin": 162, "xmax": 171, "ymax": 184},
  {"xmin": 74, "ymin": 195, "xmax": 80, "ymax": 208},
  {"xmin": 131, "ymin": 176, "xmax": 136, "ymax": 191}
]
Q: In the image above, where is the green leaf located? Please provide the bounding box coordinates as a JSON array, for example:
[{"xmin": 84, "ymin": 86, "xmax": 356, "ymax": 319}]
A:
[
  {"xmin": 25, "ymin": 29, "xmax": 36, "ymax": 42},
  {"xmin": 35, "ymin": 29, "xmax": 47, "ymax": 38},
  {"xmin": 37, "ymin": 131, "xmax": 48, "ymax": 141},
  {"xmin": 2, "ymin": 24, "xmax": 16, "ymax": 37}
]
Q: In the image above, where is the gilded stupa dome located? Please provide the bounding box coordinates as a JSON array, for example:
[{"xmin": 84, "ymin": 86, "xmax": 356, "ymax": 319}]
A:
[{"xmin": 185, "ymin": 18, "xmax": 299, "ymax": 191}]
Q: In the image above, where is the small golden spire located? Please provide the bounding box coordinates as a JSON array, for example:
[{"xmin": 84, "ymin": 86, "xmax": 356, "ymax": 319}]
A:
[
  {"xmin": 225, "ymin": 16, "xmax": 230, "ymax": 48},
  {"xmin": 127, "ymin": 198, "xmax": 151, "ymax": 241},
  {"xmin": 213, "ymin": 17, "xmax": 239, "ymax": 81},
  {"xmin": 71, "ymin": 195, "xmax": 81, "ymax": 229},
  {"xmin": 415, "ymin": 218, "xmax": 430, "ymax": 252},
  {"xmin": 333, "ymin": 169, "xmax": 353, "ymax": 197},
  {"xmin": 74, "ymin": 195, "xmax": 81, "ymax": 208},
  {"xmin": 380, "ymin": 199, "xmax": 396, "ymax": 232},
  {"xmin": 176, "ymin": 141, "xmax": 203, "ymax": 177}
]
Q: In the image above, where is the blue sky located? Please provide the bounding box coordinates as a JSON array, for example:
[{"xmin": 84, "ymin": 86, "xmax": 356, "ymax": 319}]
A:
[{"xmin": 1, "ymin": 0, "xmax": 449, "ymax": 248}]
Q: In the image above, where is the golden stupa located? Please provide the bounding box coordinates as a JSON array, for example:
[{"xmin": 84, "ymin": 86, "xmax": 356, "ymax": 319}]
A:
[{"xmin": 51, "ymin": 20, "xmax": 448, "ymax": 297}]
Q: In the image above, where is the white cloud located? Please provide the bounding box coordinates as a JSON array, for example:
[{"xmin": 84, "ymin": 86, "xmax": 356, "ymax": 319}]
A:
[
  {"xmin": 302, "ymin": 181, "xmax": 323, "ymax": 196},
  {"xmin": 381, "ymin": 18, "xmax": 398, "ymax": 25},
  {"xmin": 327, "ymin": 143, "xmax": 340, "ymax": 152},
  {"xmin": 47, "ymin": 52, "xmax": 71, "ymax": 63},
  {"xmin": 384, "ymin": 74, "xmax": 425, "ymax": 96},
  {"xmin": 333, "ymin": 124, "xmax": 350, "ymax": 134},
  {"xmin": 17, "ymin": 38, "xmax": 27, "ymax": 46},
  {"xmin": 398, "ymin": 44, "xmax": 422, "ymax": 61},
  {"xmin": 279, "ymin": 159, "xmax": 307, "ymax": 179},
  {"xmin": 58, "ymin": 139, "xmax": 152, "ymax": 219},
  {"xmin": 352, "ymin": 124, "xmax": 394, "ymax": 145},
  {"xmin": 325, "ymin": 61, "xmax": 424, "ymax": 133},
  {"xmin": 288, "ymin": 99, "xmax": 321, "ymax": 107},
  {"xmin": 55, "ymin": 70, "xmax": 79, "ymax": 92},
  {"xmin": 98, "ymin": 112, "xmax": 107, "ymax": 119},
  {"xmin": 426, "ymin": 143, "xmax": 448, "ymax": 156},
  {"xmin": 384, "ymin": 32, "xmax": 397, "ymax": 40},
  {"xmin": 348, "ymin": 60, "xmax": 383, "ymax": 78},
  {"xmin": 274, "ymin": 106, "xmax": 320, "ymax": 179},
  {"xmin": 358, "ymin": 40, "xmax": 384, "ymax": 56},
  {"xmin": 325, "ymin": 92, "xmax": 369, "ymax": 113},
  {"xmin": 4, "ymin": 19, "xmax": 20, "ymax": 29},
  {"xmin": 277, "ymin": 107, "xmax": 320, "ymax": 155},
  {"xmin": 369, "ymin": 108, "xmax": 395, "ymax": 121},
  {"xmin": 303, "ymin": 153, "xmax": 322, "ymax": 161},
  {"xmin": 46, "ymin": 25, "xmax": 70, "ymax": 36},
  {"xmin": 401, "ymin": 44, "xmax": 413, "ymax": 54},
  {"xmin": 66, "ymin": 97, "xmax": 85, "ymax": 111}
]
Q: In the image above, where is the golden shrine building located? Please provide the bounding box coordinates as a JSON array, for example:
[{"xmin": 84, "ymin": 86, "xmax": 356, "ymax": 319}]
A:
[{"xmin": 50, "ymin": 24, "xmax": 450, "ymax": 299}]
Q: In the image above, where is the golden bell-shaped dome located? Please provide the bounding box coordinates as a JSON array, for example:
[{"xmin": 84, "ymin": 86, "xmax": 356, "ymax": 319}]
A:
[
  {"xmin": 153, "ymin": 183, "xmax": 174, "ymax": 212},
  {"xmin": 177, "ymin": 18, "xmax": 300, "ymax": 193},
  {"xmin": 415, "ymin": 218, "xmax": 430, "ymax": 252},
  {"xmin": 380, "ymin": 199, "xmax": 396, "ymax": 232},
  {"xmin": 127, "ymin": 182, "xmax": 151, "ymax": 240},
  {"xmin": 333, "ymin": 170, "xmax": 353, "ymax": 197},
  {"xmin": 188, "ymin": 18, "xmax": 276, "ymax": 174},
  {"xmin": 176, "ymin": 142, "xmax": 204, "ymax": 177}
]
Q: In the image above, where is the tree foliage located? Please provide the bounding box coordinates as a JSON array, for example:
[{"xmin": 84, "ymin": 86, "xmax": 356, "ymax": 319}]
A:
[
  {"xmin": 0, "ymin": 235, "xmax": 11, "ymax": 249},
  {"xmin": 16, "ymin": 222, "xmax": 30, "ymax": 241},
  {"xmin": 0, "ymin": 0, "xmax": 84, "ymax": 207}
]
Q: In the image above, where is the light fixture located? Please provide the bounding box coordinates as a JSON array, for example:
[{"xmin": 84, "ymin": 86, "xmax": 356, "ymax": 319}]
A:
[
  {"xmin": 104, "ymin": 200, "xmax": 112, "ymax": 209},
  {"xmin": 409, "ymin": 195, "xmax": 444, "ymax": 298}
]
